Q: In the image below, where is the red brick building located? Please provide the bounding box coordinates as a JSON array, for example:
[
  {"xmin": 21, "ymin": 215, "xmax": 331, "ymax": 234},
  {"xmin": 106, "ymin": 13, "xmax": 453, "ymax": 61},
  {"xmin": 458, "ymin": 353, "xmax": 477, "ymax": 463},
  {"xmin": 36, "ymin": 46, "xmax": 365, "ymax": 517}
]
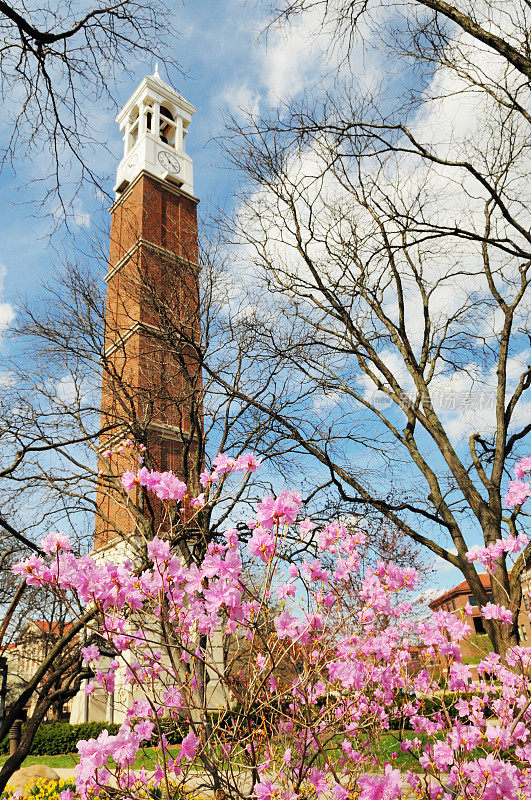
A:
[{"xmin": 429, "ymin": 571, "xmax": 531, "ymax": 662}]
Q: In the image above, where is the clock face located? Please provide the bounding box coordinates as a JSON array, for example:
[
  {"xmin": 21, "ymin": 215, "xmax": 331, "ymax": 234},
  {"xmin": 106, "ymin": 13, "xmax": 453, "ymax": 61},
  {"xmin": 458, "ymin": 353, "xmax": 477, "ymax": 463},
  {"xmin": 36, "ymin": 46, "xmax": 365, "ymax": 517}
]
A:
[{"xmin": 158, "ymin": 150, "xmax": 181, "ymax": 175}]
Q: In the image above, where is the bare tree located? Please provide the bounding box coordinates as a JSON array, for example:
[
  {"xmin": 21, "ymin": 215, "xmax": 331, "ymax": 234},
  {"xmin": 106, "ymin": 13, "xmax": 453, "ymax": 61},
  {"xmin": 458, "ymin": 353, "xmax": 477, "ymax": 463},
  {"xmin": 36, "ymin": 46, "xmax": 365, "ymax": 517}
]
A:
[
  {"xmin": 0, "ymin": 0, "xmax": 180, "ymax": 214},
  {"xmin": 210, "ymin": 0, "xmax": 531, "ymax": 655}
]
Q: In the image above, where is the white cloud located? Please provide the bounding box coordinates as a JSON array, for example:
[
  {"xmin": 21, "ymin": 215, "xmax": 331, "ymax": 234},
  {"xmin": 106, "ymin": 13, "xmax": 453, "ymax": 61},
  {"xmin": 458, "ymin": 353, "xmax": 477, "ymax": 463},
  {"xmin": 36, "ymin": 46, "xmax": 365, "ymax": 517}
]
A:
[
  {"xmin": 216, "ymin": 84, "xmax": 261, "ymax": 120},
  {"xmin": 0, "ymin": 264, "xmax": 15, "ymax": 335}
]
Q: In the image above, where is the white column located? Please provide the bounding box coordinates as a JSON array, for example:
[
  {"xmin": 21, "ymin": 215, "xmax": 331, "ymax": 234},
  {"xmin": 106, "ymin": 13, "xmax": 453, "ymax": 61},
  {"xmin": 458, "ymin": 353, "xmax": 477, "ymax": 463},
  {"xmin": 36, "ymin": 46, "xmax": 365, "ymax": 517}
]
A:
[
  {"xmin": 153, "ymin": 103, "xmax": 161, "ymax": 142},
  {"xmin": 123, "ymin": 124, "xmax": 129, "ymax": 158},
  {"xmin": 139, "ymin": 106, "xmax": 148, "ymax": 138},
  {"xmin": 176, "ymin": 117, "xmax": 183, "ymax": 153}
]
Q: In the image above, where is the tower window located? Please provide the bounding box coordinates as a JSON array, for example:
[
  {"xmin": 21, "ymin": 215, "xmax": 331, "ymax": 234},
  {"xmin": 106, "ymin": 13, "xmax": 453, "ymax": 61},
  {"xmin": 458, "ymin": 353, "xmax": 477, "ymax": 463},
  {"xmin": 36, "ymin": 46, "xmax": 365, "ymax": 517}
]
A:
[
  {"xmin": 128, "ymin": 106, "xmax": 139, "ymax": 151},
  {"xmin": 160, "ymin": 106, "xmax": 176, "ymax": 146},
  {"xmin": 520, "ymin": 625, "xmax": 528, "ymax": 642},
  {"xmin": 468, "ymin": 595, "xmax": 478, "ymax": 607}
]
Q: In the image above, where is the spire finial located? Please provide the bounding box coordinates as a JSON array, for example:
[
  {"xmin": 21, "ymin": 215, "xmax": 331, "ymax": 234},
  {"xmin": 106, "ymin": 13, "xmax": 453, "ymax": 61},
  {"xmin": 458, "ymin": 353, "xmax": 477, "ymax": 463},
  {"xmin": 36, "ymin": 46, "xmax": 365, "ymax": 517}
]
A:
[{"xmin": 154, "ymin": 62, "xmax": 160, "ymax": 79}]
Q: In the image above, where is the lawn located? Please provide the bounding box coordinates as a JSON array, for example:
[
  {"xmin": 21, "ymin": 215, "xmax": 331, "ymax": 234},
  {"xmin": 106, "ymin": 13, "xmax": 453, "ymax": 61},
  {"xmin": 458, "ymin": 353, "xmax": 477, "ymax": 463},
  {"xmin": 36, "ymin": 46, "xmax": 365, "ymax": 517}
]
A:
[
  {"xmin": 0, "ymin": 735, "xmax": 428, "ymax": 774},
  {"xmin": 0, "ymin": 747, "xmax": 186, "ymax": 771}
]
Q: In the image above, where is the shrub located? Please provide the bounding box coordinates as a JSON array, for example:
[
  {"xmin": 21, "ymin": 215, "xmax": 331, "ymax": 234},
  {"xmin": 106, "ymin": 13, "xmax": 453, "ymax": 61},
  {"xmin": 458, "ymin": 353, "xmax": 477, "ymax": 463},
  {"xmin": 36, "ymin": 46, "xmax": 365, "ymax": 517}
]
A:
[
  {"xmin": 2, "ymin": 778, "xmax": 76, "ymax": 800},
  {"xmin": 0, "ymin": 722, "xmax": 120, "ymax": 756}
]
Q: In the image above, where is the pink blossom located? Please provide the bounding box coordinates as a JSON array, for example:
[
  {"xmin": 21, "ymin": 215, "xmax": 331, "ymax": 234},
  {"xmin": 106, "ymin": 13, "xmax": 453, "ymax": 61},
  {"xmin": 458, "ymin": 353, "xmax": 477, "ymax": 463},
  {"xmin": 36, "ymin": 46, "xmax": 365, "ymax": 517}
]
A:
[
  {"xmin": 199, "ymin": 469, "xmax": 212, "ymax": 487},
  {"xmin": 299, "ymin": 516, "xmax": 316, "ymax": 536},
  {"xmin": 514, "ymin": 457, "xmax": 531, "ymax": 479},
  {"xmin": 505, "ymin": 479, "xmax": 531, "ymax": 507},
  {"xmin": 147, "ymin": 537, "xmax": 171, "ymax": 563},
  {"xmin": 482, "ymin": 602, "xmax": 513, "ymax": 625},
  {"xmin": 40, "ymin": 532, "xmax": 72, "ymax": 555},
  {"xmin": 190, "ymin": 493, "xmax": 206, "ymax": 509},
  {"xmin": 212, "ymin": 453, "xmax": 235, "ymax": 474},
  {"xmin": 233, "ymin": 452, "xmax": 262, "ymax": 472},
  {"xmin": 12, "ymin": 555, "xmax": 47, "ymax": 585},
  {"xmin": 177, "ymin": 731, "xmax": 200, "ymax": 762},
  {"xmin": 432, "ymin": 740, "xmax": 453, "ymax": 769},
  {"xmin": 332, "ymin": 785, "xmax": 348, "ymax": 800},
  {"xmin": 274, "ymin": 609, "xmax": 301, "ymax": 640},
  {"xmin": 288, "ymin": 564, "xmax": 298, "ymax": 579},
  {"xmin": 358, "ymin": 765, "xmax": 402, "ymax": 800},
  {"xmin": 254, "ymin": 780, "xmax": 278, "ymax": 800},
  {"xmin": 152, "ymin": 471, "xmax": 187, "ymax": 501},
  {"xmin": 256, "ymin": 654, "xmax": 267, "ymax": 670},
  {"xmin": 121, "ymin": 470, "xmax": 137, "ymax": 491},
  {"xmin": 81, "ymin": 645, "xmax": 100, "ymax": 664},
  {"xmin": 254, "ymin": 491, "xmax": 302, "ymax": 529},
  {"xmin": 248, "ymin": 530, "xmax": 275, "ymax": 562},
  {"xmin": 276, "ymin": 582, "xmax": 296, "ymax": 599}
]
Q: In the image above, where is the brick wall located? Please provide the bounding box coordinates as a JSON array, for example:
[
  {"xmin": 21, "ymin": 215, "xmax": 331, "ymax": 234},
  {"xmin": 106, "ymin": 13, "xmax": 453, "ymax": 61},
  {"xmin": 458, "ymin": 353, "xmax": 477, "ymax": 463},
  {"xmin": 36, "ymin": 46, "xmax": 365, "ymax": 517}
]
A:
[{"xmin": 95, "ymin": 173, "xmax": 202, "ymax": 549}]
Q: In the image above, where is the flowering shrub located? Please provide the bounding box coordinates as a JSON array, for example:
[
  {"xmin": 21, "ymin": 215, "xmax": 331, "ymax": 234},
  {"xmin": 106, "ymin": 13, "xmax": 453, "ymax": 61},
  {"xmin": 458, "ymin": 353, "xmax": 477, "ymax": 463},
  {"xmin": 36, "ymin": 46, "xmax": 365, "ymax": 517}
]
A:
[
  {"xmin": 13, "ymin": 455, "xmax": 531, "ymax": 800},
  {"xmin": 2, "ymin": 778, "xmax": 76, "ymax": 800}
]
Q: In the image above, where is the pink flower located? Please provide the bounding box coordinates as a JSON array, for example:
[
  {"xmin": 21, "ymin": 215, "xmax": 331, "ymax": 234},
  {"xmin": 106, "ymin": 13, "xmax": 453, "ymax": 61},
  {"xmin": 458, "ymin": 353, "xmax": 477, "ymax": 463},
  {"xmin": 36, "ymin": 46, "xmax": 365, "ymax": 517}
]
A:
[
  {"xmin": 276, "ymin": 582, "xmax": 296, "ymax": 599},
  {"xmin": 177, "ymin": 731, "xmax": 200, "ymax": 762},
  {"xmin": 233, "ymin": 452, "xmax": 262, "ymax": 472},
  {"xmin": 212, "ymin": 453, "xmax": 235, "ymax": 474},
  {"xmin": 332, "ymin": 785, "xmax": 348, "ymax": 800},
  {"xmin": 432, "ymin": 740, "xmax": 454, "ymax": 769},
  {"xmin": 190, "ymin": 493, "xmax": 206, "ymax": 509},
  {"xmin": 299, "ymin": 516, "xmax": 316, "ymax": 536},
  {"xmin": 199, "ymin": 469, "xmax": 211, "ymax": 487},
  {"xmin": 121, "ymin": 470, "xmax": 137, "ymax": 491},
  {"xmin": 40, "ymin": 532, "xmax": 72, "ymax": 555},
  {"xmin": 254, "ymin": 780, "xmax": 278, "ymax": 800},
  {"xmin": 358, "ymin": 765, "xmax": 402, "ymax": 800},
  {"xmin": 514, "ymin": 457, "xmax": 531, "ymax": 479},
  {"xmin": 163, "ymin": 688, "xmax": 183, "ymax": 708},
  {"xmin": 152, "ymin": 471, "xmax": 187, "ymax": 501},
  {"xmin": 256, "ymin": 654, "xmax": 267, "ymax": 670},
  {"xmin": 82, "ymin": 645, "xmax": 100, "ymax": 664},
  {"xmin": 274, "ymin": 609, "xmax": 301, "ymax": 640},
  {"xmin": 505, "ymin": 479, "xmax": 531, "ymax": 508},
  {"xmin": 482, "ymin": 602, "xmax": 513, "ymax": 625},
  {"xmin": 147, "ymin": 537, "xmax": 171, "ymax": 563},
  {"xmin": 12, "ymin": 555, "xmax": 46, "ymax": 585},
  {"xmin": 254, "ymin": 491, "xmax": 302, "ymax": 529},
  {"xmin": 248, "ymin": 530, "xmax": 275, "ymax": 563},
  {"xmin": 134, "ymin": 720, "xmax": 155, "ymax": 741},
  {"xmin": 288, "ymin": 564, "xmax": 298, "ymax": 580}
]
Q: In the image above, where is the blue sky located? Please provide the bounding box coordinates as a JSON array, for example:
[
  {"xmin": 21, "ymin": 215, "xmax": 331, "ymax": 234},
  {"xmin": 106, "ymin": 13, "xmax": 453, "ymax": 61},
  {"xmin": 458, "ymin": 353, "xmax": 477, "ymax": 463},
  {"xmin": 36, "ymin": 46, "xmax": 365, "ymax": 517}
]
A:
[{"xmin": 0, "ymin": 0, "xmax": 339, "ymax": 309}]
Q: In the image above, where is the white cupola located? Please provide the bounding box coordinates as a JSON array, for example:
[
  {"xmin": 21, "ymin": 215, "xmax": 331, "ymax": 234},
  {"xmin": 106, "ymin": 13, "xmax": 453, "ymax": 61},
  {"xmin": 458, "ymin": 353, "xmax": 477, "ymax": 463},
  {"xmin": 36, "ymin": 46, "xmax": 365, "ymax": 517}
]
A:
[{"xmin": 114, "ymin": 66, "xmax": 195, "ymax": 197}]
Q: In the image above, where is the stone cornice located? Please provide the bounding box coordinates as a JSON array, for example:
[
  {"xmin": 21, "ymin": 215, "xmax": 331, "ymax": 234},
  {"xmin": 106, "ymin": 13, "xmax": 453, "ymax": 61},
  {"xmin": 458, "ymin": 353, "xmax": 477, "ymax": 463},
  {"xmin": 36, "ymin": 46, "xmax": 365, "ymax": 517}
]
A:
[
  {"xmin": 106, "ymin": 238, "xmax": 200, "ymax": 283},
  {"xmin": 109, "ymin": 169, "xmax": 199, "ymax": 214}
]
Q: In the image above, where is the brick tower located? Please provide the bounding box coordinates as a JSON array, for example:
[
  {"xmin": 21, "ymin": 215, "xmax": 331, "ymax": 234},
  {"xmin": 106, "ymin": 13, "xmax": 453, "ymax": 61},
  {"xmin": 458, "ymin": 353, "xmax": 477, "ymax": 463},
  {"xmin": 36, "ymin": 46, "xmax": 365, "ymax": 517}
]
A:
[{"xmin": 94, "ymin": 69, "xmax": 202, "ymax": 552}]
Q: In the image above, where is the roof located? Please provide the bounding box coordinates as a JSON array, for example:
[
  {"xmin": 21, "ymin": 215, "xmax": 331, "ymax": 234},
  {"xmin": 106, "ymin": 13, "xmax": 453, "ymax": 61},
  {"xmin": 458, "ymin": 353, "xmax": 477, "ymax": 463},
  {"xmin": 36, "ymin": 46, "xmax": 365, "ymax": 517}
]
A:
[
  {"xmin": 32, "ymin": 620, "xmax": 74, "ymax": 634},
  {"xmin": 429, "ymin": 573, "xmax": 491, "ymax": 610}
]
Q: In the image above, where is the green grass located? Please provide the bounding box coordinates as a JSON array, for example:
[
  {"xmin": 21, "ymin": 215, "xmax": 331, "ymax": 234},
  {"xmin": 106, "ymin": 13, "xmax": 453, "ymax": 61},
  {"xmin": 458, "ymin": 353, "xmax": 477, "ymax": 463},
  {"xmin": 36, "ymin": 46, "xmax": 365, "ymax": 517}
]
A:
[
  {"xmin": 0, "ymin": 754, "xmax": 79, "ymax": 769},
  {"xmin": 0, "ymin": 747, "xmax": 188, "ymax": 772}
]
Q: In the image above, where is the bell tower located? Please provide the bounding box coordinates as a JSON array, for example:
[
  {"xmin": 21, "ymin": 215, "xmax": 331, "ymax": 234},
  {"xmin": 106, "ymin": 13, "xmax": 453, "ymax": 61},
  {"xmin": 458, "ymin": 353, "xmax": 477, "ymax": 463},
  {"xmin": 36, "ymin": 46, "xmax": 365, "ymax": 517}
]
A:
[{"xmin": 95, "ymin": 70, "xmax": 202, "ymax": 551}]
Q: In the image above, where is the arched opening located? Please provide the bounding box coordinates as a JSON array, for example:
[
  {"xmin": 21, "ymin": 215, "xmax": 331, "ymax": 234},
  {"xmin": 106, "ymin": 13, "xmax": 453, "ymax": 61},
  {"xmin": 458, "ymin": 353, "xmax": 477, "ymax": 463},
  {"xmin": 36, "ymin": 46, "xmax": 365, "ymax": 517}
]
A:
[
  {"xmin": 128, "ymin": 106, "xmax": 140, "ymax": 151},
  {"xmin": 159, "ymin": 105, "xmax": 176, "ymax": 147}
]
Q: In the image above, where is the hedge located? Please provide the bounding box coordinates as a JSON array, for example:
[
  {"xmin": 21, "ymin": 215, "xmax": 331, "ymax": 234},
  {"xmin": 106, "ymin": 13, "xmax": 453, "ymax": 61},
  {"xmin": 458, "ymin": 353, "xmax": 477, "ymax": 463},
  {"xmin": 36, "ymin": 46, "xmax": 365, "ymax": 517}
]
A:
[{"xmin": 0, "ymin": 722, "xmax": 121, "ymax": 756}]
